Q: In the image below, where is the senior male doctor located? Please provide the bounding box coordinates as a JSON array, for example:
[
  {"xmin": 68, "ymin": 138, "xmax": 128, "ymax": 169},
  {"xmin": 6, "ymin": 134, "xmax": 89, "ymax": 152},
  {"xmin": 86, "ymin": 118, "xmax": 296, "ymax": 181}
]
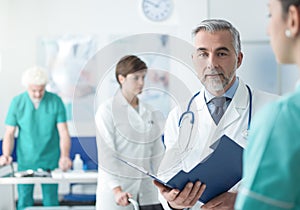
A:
[{"xmin": 154, "ymin": 19, "xmax": 279, "ymax": 210}]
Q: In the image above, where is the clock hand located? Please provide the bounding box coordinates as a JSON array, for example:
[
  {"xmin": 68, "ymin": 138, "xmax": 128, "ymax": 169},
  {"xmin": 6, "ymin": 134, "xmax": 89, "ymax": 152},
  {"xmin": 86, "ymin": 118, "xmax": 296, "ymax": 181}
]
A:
[{"xmin": 144, "ymin": 0, "xmax": 159, "ymax": 7}]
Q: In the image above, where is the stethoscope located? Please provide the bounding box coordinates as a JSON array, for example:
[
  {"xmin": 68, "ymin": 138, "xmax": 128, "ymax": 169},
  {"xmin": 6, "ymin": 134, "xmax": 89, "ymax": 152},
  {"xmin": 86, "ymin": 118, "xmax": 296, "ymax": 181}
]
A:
[
  {"xmin": 178, "ymin": 85, "xmax": 253, "ymax": 138},
  {"xmin": 158, "ymin": 85, "xmax": 253, "ymax": 173}
]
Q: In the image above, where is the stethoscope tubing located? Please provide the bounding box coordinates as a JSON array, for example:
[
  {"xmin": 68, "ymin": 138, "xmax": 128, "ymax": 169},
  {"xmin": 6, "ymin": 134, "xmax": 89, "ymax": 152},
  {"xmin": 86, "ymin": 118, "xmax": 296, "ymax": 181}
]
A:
[{"xmin": 178, "ymin": 85, "xmax": 252, "ymax": 129}]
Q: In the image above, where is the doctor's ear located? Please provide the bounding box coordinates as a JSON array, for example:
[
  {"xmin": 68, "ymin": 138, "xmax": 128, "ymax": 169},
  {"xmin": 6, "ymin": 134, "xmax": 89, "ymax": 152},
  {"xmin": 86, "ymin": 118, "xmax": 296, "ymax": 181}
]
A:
[{"xmin": 236, "ymin": 52, "xmax": 244, "ymax": 68}]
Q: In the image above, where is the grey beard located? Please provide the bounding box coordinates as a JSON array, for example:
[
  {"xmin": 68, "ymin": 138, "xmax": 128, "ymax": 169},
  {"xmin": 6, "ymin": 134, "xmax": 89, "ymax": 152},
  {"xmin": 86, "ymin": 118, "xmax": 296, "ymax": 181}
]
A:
[
  {"xmin": 207, "ymin": 77, "xmax": 225, "ymax": 92},
  {"xmin": 204, "ymin": 68, "xmax": 236, "ymax": 93}
]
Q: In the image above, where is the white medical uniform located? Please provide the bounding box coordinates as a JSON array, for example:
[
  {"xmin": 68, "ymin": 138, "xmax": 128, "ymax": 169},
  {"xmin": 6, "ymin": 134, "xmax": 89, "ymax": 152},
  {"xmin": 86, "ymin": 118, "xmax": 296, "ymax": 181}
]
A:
[
  {"xmin": 158, "ymin": 79, "xmax": 278, "ymax": 210},
  {"xmin": 95, "ymin": 90, "xmax": 165, "ymax": 210}
]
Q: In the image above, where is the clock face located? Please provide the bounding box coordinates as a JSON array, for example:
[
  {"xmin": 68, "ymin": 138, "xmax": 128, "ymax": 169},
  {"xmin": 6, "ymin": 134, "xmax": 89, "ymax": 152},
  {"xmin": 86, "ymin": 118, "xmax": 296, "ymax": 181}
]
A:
[{"xmin": 142, "ymin": 0, "xmax": 173, "ymax": 22}]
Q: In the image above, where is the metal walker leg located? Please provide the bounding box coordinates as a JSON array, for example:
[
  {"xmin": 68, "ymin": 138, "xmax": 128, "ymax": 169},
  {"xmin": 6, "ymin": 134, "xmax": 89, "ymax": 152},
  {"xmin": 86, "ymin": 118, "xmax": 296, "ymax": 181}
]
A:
[{"xmin": 128, "ymin": 198, "xmax": 139, "ymax": 210}]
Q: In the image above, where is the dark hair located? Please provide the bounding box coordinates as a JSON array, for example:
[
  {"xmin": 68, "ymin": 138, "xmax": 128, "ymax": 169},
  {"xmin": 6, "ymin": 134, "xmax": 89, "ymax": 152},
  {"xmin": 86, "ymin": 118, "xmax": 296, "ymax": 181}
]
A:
[
  {"xmin": 115, "ymin": 55, "xmax": 147, "ymax": 86},
  {"xmin": 278, "ymin": 0, "xmax": 300, "ymax": 18},
  {"xmin": 192, "ymin": 19, "xmax": 241, "ymax": 55}
]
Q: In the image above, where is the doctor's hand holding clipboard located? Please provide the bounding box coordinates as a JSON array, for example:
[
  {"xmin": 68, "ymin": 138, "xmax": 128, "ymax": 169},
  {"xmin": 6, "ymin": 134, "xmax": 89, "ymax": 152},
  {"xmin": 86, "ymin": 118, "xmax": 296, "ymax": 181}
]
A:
[
  {"xmin": 116, "ymin": 156, "xmax": 206, "ymax": 209},
  {"xmin": 152, "ymin": 134, "xmax": 243, "ymax": 209},
  {"xmin": 154, "ymin": 181, "xmax": 237, "ymax": 209},
  {"xmin": 154, "ymin": 180, "xmax": 206, "ymax": 209}
]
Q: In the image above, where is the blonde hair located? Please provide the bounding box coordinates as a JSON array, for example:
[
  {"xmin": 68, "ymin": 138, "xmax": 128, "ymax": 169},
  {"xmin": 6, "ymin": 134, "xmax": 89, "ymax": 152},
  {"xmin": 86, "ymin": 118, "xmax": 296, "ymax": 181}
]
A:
[{"xmin": 21, "ymin": 66, "xmax": 48, "ymax": 87}]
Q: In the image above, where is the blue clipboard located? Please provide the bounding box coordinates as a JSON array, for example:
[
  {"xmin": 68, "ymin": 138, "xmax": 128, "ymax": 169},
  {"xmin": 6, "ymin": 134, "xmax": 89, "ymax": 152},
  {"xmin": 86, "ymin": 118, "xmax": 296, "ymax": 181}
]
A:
[
  {"xmin": 117, "ymin": 135, "xmax": 243, "ymax": 203},
  {"xmin": 166, "ymin": 135, "xmax": 243, "ymax": 203}
]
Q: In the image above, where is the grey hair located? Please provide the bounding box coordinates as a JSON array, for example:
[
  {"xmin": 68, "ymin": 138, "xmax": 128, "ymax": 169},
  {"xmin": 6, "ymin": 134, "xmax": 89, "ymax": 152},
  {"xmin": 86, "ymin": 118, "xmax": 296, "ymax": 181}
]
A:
[
  {"xmin": 192, "ymin": 19, "xmax": 241, "ymax": 55},
  {"xmin": 21, "ymin": 66, "xmax": 48, "ymax": 87}
]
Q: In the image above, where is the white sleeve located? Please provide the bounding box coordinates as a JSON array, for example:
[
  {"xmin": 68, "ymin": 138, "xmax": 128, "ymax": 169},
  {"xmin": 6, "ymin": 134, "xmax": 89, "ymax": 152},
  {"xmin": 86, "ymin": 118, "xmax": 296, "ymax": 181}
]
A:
[
  {"xmin": 157, "ymin": 107, "xmax": 182, "ymax": 210},
  {"xmin": 163, "ymin": 107, "xmax": 181, "ymax": 150},
  {"xmin": 95, "ymin": 102, "xmax": 120, "ymax": 190}
]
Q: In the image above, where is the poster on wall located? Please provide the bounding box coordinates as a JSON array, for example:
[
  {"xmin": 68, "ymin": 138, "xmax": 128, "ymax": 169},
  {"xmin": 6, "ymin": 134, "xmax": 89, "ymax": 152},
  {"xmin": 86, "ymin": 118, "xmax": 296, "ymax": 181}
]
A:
[
  {"xmin": 38, "ymin": 35, "xmax": 97, "ymax": 121},
  {"xmin": 39, "ymin": 34, "xmax": 175, "ymax": 136}
]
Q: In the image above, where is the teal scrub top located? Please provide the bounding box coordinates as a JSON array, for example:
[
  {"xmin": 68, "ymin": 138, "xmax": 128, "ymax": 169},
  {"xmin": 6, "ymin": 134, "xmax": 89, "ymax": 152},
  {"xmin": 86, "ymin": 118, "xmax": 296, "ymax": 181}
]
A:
[
  {"xmin": 235, "ymin": 87, "xmax": 300, "ymax": 210},
  {"xmin": 5, "ymin": 91, "xmax": 67, "ymax": 171}
]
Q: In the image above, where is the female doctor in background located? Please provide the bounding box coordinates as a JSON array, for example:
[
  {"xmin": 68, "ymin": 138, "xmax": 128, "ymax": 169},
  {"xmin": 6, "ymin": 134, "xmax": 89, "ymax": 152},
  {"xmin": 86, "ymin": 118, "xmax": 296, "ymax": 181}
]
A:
[
  {"xmin": 235, "ymin": 0, "xmax": 300, "ymax": 209},
  {"xmin": 95, "ymin": 55, "xmax": 165, "ymax": 210}
]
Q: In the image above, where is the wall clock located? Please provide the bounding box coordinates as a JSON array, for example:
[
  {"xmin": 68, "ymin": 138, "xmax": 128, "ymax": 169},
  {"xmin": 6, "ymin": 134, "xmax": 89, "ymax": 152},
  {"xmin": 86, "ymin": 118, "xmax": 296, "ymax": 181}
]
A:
[{"xmin": 142, "ymin": 0, "xmax": 173, "ymax": 22}]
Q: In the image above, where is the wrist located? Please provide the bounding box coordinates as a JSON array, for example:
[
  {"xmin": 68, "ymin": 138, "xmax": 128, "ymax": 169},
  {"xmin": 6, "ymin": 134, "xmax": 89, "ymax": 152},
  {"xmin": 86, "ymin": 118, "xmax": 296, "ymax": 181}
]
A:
[
  {"xmin": 168, "ymin": 202, "xmax": 185, "ymax": 210},
  {"xmin": 2, "ymin": 154, "xmax": 10, "ymax": 158}
]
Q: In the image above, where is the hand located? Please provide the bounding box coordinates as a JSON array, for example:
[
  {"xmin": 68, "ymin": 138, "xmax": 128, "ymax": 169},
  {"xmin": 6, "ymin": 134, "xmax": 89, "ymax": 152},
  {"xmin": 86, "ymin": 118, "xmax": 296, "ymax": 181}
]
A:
[
  {"xmin": 0, "ymin": 155, "xmax": 13, "ymax": 166},
  {"xmin": 113, "ymin": 187, "xmax": 132, "ymax": 206},
  {"xmin": 154, "ymin": 180, "xmax": 206, "ymax": 209},
  {"xmin": 59, "ymin": 156, "xmax": 72, "ymax": 171},
  {"xmin": 201, "ymin": 192, "xmax": 237, "ymax": 210}
]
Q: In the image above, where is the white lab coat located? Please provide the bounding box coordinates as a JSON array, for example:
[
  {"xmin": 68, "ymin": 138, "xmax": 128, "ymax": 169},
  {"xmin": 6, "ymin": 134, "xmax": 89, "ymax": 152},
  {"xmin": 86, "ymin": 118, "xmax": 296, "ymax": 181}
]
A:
[
  {"xmin": 158, "ymin": 80, "xmax": 278, "ymax": 210},
  {"xmin": 95, "ymin": 90, "xmax": 165, "ymax": 210}
]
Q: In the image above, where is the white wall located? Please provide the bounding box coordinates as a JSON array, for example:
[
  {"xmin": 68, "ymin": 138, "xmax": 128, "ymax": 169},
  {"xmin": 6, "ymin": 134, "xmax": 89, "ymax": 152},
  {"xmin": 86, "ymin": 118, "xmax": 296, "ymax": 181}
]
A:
[
  {"xmin": 0, "ymin": 0, "xmax": 298, "ymax": 137},
  {"xmin": 1, "ymin": 0, "xmax": 299, "ymax": 206},
  {"xmin": 0, "ymin": 0, "xmax": 207, "ymax": 136}
]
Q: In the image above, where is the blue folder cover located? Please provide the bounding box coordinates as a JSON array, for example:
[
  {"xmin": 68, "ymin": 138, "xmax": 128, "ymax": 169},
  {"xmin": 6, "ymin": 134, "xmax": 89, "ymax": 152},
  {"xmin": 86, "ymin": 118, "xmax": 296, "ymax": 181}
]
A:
[
  {"xmin": 116, "ymin": 135, "xmax": 243, "ymax": 204},
  {"xmin": 166, "ymin": 135, "xmax": 243, "ymax": 203}
]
